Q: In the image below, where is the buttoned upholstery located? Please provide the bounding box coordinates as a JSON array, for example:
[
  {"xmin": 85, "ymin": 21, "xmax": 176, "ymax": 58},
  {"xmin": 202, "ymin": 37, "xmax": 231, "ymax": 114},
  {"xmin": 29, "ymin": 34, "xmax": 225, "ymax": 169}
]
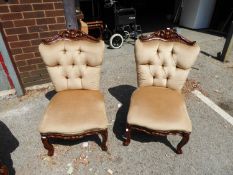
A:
[
  {"xmin": 135, "ymin": 39, "xmax": 200, "ymax": 90},
  {"xmin": 127, "ymin": 38, "xmax": 200, "ymax": 133},
  {"xmin": 39, "ymin": 40, "xmax": 105, "ymax": 92},
  {"xmin": 127, "ymin": 86, "xmax": 192, "ymax": 132},
  {"xmin": 38, "ymin": 36, "xmax": 108, "ymax": 135},
  {"xmin": 39, "ymin": 90, "xmax": 108, "ymax": 134}
]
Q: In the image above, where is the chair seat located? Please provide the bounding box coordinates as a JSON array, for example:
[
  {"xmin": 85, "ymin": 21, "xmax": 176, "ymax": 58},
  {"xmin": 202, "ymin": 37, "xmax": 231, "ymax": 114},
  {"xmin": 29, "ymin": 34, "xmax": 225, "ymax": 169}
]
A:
[
  {"xmin": 39, "ymin": 90, "xmax": 108, "ymax": 135},
  {"xmin": 127, "ymin": 86, "xmax": 192, "ymax": 132}
]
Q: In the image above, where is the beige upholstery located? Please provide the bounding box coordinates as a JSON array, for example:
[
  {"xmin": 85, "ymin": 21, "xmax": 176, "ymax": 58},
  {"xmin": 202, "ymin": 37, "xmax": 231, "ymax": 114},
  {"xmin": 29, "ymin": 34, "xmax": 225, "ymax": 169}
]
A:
[
  {"xmin": 135, "ymin": 39, "xmax": 200, "ymax": 90},
  {"xmin": 127, "ymin": 86, "xmax": 192, "ymax": 132},
  {"xmin": 38, "ymin": 36, "xmax": 107, "ymax": 135},
  {"xmin": 39, "ymin": 90, "xmax": 108, "ymax": 134},
  {"xmin": 128, "ymin": 38, "xmax": 200, "ymax": 132},
  {"xmin": 39, "ymin": 40, "xmax": 105, "ymax": 92}
]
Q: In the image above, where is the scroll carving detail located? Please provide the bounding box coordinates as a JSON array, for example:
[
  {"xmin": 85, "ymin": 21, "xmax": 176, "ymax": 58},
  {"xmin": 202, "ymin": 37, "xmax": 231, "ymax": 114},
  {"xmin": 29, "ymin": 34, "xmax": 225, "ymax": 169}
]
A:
[
  {"xmin": 139, "ymin": 28, "xmax": 196, "ymax": 46},
  {"xmin": 42, "ymin": 30, "xmax": 99, "ymax": 45}
]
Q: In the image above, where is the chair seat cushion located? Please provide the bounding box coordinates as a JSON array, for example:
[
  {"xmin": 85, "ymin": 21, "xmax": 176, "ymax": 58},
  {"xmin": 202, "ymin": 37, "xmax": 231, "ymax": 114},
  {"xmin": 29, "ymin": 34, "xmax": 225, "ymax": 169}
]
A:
[
  {"xmin": 39, "ymin": 90, "xmax": 108, "ymax": 135},
  {"xmin": 127, "ymin": 87, "xmax": 192, "ymax": 132}
]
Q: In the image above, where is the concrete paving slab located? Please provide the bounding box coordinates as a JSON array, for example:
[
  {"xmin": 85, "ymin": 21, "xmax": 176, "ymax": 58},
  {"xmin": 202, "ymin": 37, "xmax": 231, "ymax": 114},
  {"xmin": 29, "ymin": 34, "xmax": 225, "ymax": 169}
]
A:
[{"xmin": 0, "ymin": 28, "xmax": 233, "ymax": 175}]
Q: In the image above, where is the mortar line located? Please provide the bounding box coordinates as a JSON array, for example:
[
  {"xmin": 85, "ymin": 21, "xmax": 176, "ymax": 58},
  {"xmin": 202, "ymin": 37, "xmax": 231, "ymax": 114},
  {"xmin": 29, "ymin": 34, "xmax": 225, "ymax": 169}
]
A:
[{"xmin": 192, "ymin": 90, "xmax": 233, "ymax": 126}]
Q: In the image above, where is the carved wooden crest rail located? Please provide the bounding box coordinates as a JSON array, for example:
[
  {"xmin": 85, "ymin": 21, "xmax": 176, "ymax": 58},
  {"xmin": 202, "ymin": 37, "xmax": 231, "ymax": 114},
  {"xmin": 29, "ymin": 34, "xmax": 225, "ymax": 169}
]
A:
[
  {"xmin": 139, "ymin": 28, "xmax": 196, "ymax": 46},
  {"xmin": 42, "ymin": 30, "xmax": 99, "ymax": 45}
]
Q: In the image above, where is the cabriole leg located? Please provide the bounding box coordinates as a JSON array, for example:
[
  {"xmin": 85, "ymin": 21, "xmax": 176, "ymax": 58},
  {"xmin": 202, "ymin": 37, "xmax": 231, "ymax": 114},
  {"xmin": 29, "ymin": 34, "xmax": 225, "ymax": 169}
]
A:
[
  {"xmin": 100, "ymin": 129, "xmax": 108, "ymax": 151},
  {"xmin": 123, "ymin": 124, "xmax": 131, "ymax": 146},
  {"xmin": 41, "ymin": 135, "xmax": 54, "ymax": 156},
  {"xmin": 176, "ymin": 132, "xmax": 190, "ymax": 154}
]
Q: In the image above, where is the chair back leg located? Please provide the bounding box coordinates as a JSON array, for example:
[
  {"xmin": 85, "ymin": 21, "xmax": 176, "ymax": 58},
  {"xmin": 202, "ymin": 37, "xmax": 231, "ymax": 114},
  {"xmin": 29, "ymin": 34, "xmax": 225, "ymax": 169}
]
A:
[
  {"xmin": 41, "ymin": 136, "xmax": 54, "ymax": 156},
  {"xmin": 100, "ymin": 129, "xmax": 108, "ymax": 151},
  {"xmin": 123, "ymin": 124, "xmax": 131, "ymax": 146},
  {"xmin": 176, "ymin": 132, "xmax": 190, "ymax": 154}
]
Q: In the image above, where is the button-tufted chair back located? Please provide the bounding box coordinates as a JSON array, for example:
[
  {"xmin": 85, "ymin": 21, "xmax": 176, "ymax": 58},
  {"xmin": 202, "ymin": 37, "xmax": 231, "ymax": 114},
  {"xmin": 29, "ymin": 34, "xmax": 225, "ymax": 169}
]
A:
[
  {"xmin": 135, "ymin": 29, "xmax": 200, "ymax": 91},
  {"xmin": 39, "ymin": 30, "xmax": 105, "ymax": 92}
]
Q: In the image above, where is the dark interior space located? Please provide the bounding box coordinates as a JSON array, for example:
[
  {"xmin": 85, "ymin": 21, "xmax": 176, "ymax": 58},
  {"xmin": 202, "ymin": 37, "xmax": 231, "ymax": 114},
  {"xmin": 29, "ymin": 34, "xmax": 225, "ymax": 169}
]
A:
[
  {"xmin": 77, "ymin": 0, "xmax": 233, "ymax": 35},
  {"xmin": 209, "ymin": 0, "xmax": 233, "ymax": 34}
]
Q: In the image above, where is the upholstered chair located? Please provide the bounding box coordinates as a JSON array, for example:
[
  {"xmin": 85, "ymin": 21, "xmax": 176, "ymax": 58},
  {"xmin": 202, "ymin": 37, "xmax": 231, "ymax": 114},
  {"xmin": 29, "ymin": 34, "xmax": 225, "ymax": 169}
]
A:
[
  {"xmin": 38, "ymin": 30, "xmax": 108, "ymax": 156},
  {"xmin": 123, "ymin": 29, "xmax": 200, "ymax": 154}
]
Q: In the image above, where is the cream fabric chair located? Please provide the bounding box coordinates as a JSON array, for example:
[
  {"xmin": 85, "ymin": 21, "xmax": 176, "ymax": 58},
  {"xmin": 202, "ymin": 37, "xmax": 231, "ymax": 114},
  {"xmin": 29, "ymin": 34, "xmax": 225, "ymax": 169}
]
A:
[
  {"xmin": 38, "ymin": 30, "xmax": 108, "ymax": 156},
  {"xmin": 123, "ymin": 29, "xmax": 200, "ymax": 154}
]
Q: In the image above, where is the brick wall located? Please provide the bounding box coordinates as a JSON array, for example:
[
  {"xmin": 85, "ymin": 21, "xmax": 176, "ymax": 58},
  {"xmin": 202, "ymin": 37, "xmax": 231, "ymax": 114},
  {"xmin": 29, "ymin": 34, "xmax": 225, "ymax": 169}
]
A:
[{"xmin": 0, "ymin": 0, "xmax": 66, "ymax": 87}]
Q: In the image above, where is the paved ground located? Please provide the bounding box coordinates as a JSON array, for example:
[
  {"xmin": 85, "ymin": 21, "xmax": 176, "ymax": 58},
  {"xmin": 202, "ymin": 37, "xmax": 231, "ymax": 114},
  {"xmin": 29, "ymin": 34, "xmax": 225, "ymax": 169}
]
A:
[{"xmin": 0, "ymin": 28, "xmax": 233, "ymax": 175}]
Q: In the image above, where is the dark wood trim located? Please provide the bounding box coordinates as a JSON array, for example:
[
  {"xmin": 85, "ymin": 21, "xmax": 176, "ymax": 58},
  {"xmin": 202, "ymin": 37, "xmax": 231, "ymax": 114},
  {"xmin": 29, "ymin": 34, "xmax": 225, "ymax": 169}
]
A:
[
  {"xmin": 123, "ymin": 123, "xmax": 190, "ymax": 154},
  {"xmin": 41, "ymin": 30, "xmax": 99, "ymax": 45},
  {"xmin": 139, "ymin": 28, "xmax": 196, "ymax": 46},
  {"xmin": 0, "ymin": 161, "xmax": 8, "ymax": 175},
  {"xmin": 41, "ymin": 129, "xmax": 108, "ymax": 156}
]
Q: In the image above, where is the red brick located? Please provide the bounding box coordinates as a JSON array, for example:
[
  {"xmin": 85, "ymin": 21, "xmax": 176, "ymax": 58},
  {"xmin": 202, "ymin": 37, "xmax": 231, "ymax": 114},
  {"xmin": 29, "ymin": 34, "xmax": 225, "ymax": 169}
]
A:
[
  {"xmin": 45, "ymin": 10, "xmax": 64, "ymax": 17},
  {"xmin": 31, "ymin": 39, "xmax": 42, "ymax": 46},
  {"xmin": 37, "ymin": 63, "xmax": 46, "ymax": 69},
  {"xmin": 23, "ymin": 78, "xmax": 50, "ymax": 87},
  {"xmin": 18, "ymin": 65, "xmax": 36, "ymax": 72},
  {"xmin": 20, "ymin": 0, "xmax": 42, "ymax": 3},
  {"xmin": 18, "ymin": 33, "xmax": 39, "ymax": 40},
  {"xmin": 0, "ymin": 0, "xmax": 19, "ymax": 4},
  {"xmin": 0, "ymin": 6, "xmax": 9, "ymax": 13},
  {"xmin": 28, "ymin": 25, "xmax": 48, "ymax": 33},
  {"xmin": 34, "ymin": 52, "xmax": 41, "ymax": 57},
  {"xmin": 36, "ymin": 17, "xmax": 56, "ymax": 25},
  {"xmin": 10, "ymin": 40, "xmax": 31, "ymax": 48},
  {"xmin": 56, "ymin": 16, "xmax": 65, "ymax": 23},
  {"xmin": 1, "ymin": 21, "xmax": 14, "ymax": 28},
  {"xmin": 27, "ymin": 58, "xmax": 43, "ymax": 65},
  {"xmin": 19, "ymin": 72, "xmax": 29, "ymax": 78},
  {"xmin": 5, "ymin": 27, "xmax": 27, "ymax": 35},
  {"xmin": 39, "ymin": 31, "xmax": 58, "ymax": 38},
  {"xmin": 0, "ymin": 13, "xmax": 23, "ymax": 20},
  {"xmin": 11, "ymin": 48, "xmax": 22, "ymax": 55},
  {"xmin": 15, "ymin": 60, "xmax": 27, "ymax": 67},
  {"xmin": 30, "ymin": 69, "xmax": 48, "ymax": 77},
  {"xmin": 23, "ymin": 46, "xmax": 38, "ymax": 53},
  {"xmin": 33, "ymin": 3, "xmax": 54, "ymax": 10},
  {"xmin": 43, "ymin": 0, "xmax": 58, "ymax": 2},
  {"xmin": 48, "ymin": 23, "xmax": 65, "ymax": 30},
  {"xmin": 7, "ymin": 35, "xmax": 18, "ymax": 42},
  {"xmin": 23, "ymin": 11, "xmax": 45, "ymax": 19},
  {"xmin": 54, "ymin": 2, "xmax": 63, "ymax": 9},
  {"xmin": 14, "ymin": 19, "xmax": 36, "ymax": 27},
  {"xmin": 14, "ymin": 53, "xmax": 34, "ymax": 61},
  {"xmin": 10, "ymin": 4, "xmax": 32, "ymax": 12}
]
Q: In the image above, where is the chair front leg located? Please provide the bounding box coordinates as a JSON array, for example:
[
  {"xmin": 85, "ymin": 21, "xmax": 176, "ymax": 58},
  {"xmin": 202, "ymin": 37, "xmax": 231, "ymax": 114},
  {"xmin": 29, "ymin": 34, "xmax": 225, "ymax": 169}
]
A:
[
  {"xmin": 123, "ymin": 124, "xmax": 131, "ymax": 146},
  {"xmin": 100, "ymin": 129, "xmax": 108, "ymax": 151},
  {"xmin": 176, "ymin": 132, "xmax": 190, "ymax": 154},
  {"xmin": 41, "ymin": 135, "xmax": 54, "ymax": 156}
]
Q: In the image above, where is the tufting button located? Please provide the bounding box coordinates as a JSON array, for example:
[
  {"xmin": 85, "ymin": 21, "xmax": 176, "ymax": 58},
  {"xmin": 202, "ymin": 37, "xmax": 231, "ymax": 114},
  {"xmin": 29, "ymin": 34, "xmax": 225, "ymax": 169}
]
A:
[
  {"xmin": 62, "ymin": 48, "xmax": 67, "ymax": 54},
  {"xmin": 65, "ymin": 75, "xmax": 69, "ymax": 79}
]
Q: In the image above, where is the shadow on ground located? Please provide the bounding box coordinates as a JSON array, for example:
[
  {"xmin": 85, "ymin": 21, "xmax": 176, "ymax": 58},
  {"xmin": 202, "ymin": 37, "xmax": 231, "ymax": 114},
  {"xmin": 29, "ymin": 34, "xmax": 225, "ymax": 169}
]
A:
[
  {"xmin": 108, "ymin": 85, "xmax": 176, "ymax": 152},
  {"xmin": 0, "ymin": 121, "xmax": 19, "ymax": 175},
  {"xmin": 45, "ymin": 90, "xmax": 57, "ymax": 100}
]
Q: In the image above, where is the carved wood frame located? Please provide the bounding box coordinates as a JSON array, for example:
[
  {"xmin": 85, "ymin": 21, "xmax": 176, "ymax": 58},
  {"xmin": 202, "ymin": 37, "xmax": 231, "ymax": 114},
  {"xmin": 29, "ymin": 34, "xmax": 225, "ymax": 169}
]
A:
[
  {"xmin": 41, "ymin": 129, "xmax": 108, "ymax": 156},
  {"xmin": 0, "ymin": 161, "xmax": 8, "ymax": 175},
  {"xmin": 123, "ymin": 124, "xmax": 190, "ymax": 154},
  {"xmin": 139, "ymin": 28, "xmax": 196, "ymax": 46},
  {"xmin": 40, "ymin": 30, "xmax": 107, "ymax": 156},
  {"xmin": 41, "ymin": 30, "xmax": 99, "ymax": 45},
  {"xmin": 123, "ymin": 28, "xmax": 194, "ymax": 154}
]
